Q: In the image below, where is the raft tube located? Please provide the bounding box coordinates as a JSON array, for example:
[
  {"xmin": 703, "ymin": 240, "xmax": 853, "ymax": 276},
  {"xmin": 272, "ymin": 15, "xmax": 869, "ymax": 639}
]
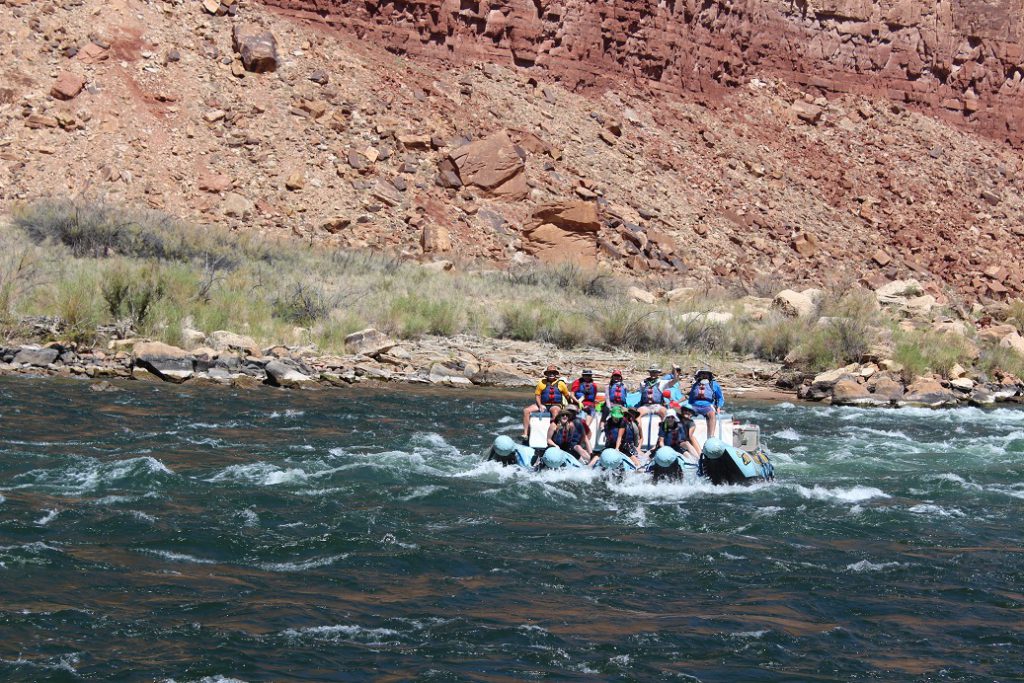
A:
[{"xmin": 700, "ymin": 438, "xmax": 773, "ymax": 485}]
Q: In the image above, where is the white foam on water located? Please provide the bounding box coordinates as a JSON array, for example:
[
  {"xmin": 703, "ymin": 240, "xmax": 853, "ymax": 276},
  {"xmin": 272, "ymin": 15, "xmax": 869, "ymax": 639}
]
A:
[
  {"xmin": 845, "ymin": 559, "xmax": 906, "ymax": 573},
  {"xmin": 754, "ymin": 506, "xmax": 784, "ymax": 517},
  {"xmin": 254, "ymin": 553, "xmax": 348, "ymax": 573},
  {"xmin": 142, "ymin": 549, "xmax": 218, "ymax": 565},
  {"xmin": 609, "ymin": 654, "xmax": 632, "ymax": 667},
  {"xmin": 282, "ymin": 624, "xmax": 401, "ymax": 643},
  {"xmin": 609, "ymin": 475, "xmax": 773, "ymax": 501},
  {"xmin": 790, "ymin": 484, "xmax": 889, "ymax": 503},
  {"xmin": 625, "ymin": 504, "xmax": 648, "ymax": 527},
  {"xmin": 721, "ymin": 551, "xmax": 747, "ymax": 560},
  {"xmin": 518, "ymin": 624, "xmax": 550, "ymax": 634},
  {"xmin": 0, "ymin": 494, "xmax": 5, "ymax": 505},
  {"xmin": 35, "ymin": 509, "xmax": 58, "ymax": 525},
  {"xmin": 730, "ymin": 630, "xmax": 767, "ymax": 638},
  {"xmin": 237, "ymin": 508, "xmax": 259, "ymax": 527},
  {"xmin": 206, "ymin": 463, "xmax": 309, "ymax": 486},
  {"xmin": 128, "ymin": 510, "xmax": 157, "ymax": 523},
  {"xmin": 399, "ymin": 485, "xmax": 447, "ymax": 501},
  {"xmin": 987, "ymin": 483, "xmax": 1024, "ymax": 500},
  {"xmin": 930, "ymin": 473, "xmax": 983, "ymax": 491},
  {"xmin": 9, "ymin": 456, "xmax": 173, "ymax": 496},
  {"xmin": 269, "ymin": 409, "xmax": 305, "ymax": 419},
  {"xmin": 908, "ymin": 503, "xmax": 965, "ymax": 518},
  {"xmin": 772, "ymin": 428, "xmax": 802, "ymax": 441},
  {"xmin": 1, "ymin": 653, "xmax": 80, "ymax": 673}
]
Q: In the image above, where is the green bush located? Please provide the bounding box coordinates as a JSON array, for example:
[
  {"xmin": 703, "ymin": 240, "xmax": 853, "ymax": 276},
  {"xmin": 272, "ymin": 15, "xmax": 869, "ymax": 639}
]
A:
[
  {"xmin": 977, "ymin": 342, "xmax": 1024, "ymax": 380},
  {"xmin": 271, "ymin": 282, "xmax": 334, "ymax": 326},
  {"xmin": 387, "ymin": 292, "xmax": 463, "ymax": 338},
  {"xmin": 55, "ymin": 270, "xmax": 104, "ymax": 344},
  {"xmin": 892, "ymin": 330, "xmax": 973, "ymax": 379},
  {"xmin": 101, "ymin": 264, "xmax": 166, "ymax": 331}
]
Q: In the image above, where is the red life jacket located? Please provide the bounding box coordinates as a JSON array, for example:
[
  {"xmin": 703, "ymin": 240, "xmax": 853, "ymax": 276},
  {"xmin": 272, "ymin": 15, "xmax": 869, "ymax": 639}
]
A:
[
  {"xmin": 607, "ymin": 381, "xmax": 627, "ymax": 405},
  {"xmin": 540, "ymin": 382, "xmax": 562, "ymax": 406}
]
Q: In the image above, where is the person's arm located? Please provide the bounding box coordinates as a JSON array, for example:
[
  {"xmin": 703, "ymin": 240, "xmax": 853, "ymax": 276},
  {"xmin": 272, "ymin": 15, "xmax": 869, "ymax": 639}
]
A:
[
  {"xmin": 534, "ymin": 382, "xmax": 545, "ymax": 409},
  {"xmin": 687, "ymin": 424, "xmax": 701, "ymax": 454},
  {"xmin": 561, "ymin": 381, "xmax": 582, "ymax": 407},
  {"xmin": 614, "ymin": 428, "xmax": 623, "ymax": 451},
  {"xmin": 546, "ymin": 422, "xmax": 557, "ymax": 447},
  {"xmin": 715, "ymin": 382, "xmax": 725, "ymax": 409}
]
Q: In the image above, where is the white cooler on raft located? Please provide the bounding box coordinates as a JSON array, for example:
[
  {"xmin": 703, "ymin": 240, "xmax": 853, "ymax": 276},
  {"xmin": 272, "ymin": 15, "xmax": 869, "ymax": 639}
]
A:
[
  {"xmin": 528, "ymin": 411, "xmax": 551, "ymax": 449},
  {"xmin": 692, "ymin": 413, "xmax": 734, "ymax": 448}
]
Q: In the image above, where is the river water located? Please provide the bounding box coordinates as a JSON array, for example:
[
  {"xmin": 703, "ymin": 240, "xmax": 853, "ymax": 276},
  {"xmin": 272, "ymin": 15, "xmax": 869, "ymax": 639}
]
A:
[{"xmin": 1, "ymin": 377, "xmax": 1022, "ymax": 682}]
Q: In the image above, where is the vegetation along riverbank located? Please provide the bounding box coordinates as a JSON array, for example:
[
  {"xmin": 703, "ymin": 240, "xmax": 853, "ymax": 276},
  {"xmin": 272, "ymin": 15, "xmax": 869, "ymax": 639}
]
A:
[{"xmin": 2, "ymin": 198, "xmax": 1023, "ymax": 407}]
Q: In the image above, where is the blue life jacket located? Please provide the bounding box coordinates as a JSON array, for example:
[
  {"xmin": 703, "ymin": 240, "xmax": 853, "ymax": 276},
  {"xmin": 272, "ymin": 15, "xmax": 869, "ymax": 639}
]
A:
[
  {"xmin": 553, "ymin": 422, "xmax": 580, "ymax": 449},
  {"xmin": 639, "ymin": 379, "xmax": 664, "ymax": 406},
  {"xmin": 688, "ymin": 380, "xmax": 719, "ymax": 406},
  {"xmin": 575, "ymin": 379, "xmax": 598, "ymax": 404},
  {"xmin": 607, "ymin": 381, "xmax": 627, "ymax": 405},
  {"xmin": 540, "ymin": 382, "xmax": 562, "ymax": 406},
  {"xmin": 604, "ymin": 421, "xmax": 624, "ymax": 445},
  {"xmin": 661, "ymin": 422, "xmax": 684, "ymax": 448},
  {"xmin": 621, "ymin": 421, "xmax": 640, "ymax": 454}
]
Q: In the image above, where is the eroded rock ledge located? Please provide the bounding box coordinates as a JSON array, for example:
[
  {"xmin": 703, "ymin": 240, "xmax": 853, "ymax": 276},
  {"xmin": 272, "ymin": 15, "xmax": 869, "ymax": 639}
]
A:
[{"xmin": 260, "ymin": 0, "xmax": 1024, "ymax": 144}]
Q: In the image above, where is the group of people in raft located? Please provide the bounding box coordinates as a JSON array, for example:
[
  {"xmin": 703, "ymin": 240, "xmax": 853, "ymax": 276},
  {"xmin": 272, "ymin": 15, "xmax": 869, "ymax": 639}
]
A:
[{"xmin": 521, "ymin": 364, "xmax": 725, "ymax": 468}]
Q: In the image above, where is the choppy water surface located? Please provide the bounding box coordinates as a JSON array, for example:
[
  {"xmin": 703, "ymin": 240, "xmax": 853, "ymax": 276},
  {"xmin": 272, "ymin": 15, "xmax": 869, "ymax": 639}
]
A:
[{"xmin": 1, "ymin": 378, "xmax": 1023, "ymax": 681}]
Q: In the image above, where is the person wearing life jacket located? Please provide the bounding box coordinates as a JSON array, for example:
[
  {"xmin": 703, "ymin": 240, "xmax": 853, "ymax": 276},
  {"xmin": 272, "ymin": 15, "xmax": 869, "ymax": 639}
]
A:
[
  {"xmin": 547, "ymin": 404, "xmax": 592, "ymax": 464},
  {"xmin": 535, "ymin": 446, "xmax": 584, "ymax": 471},
  {"xmin": 657, "ymin": 404, "xmax": 700, "ymax": 462},
  {"xmin": 523, "ymin": 364, "xmax": 579, "ymax": 440},
  {"xmin": 597, "ymin": 405, "xmax": 626, "ymax": 467},
  {"xmin": 687, "ymin": 367, "xmax": 725, "ymax": 441},
  {"xmin": 619, "ymin": 407, "xmax": 644, "ymax": 468},
  {"xmin": 637, "ymin": 365, "xmax": 668, "ymax": 418},
  {"xmin": 603, "ymin": 368, "xmax": 630, "ymax": 419},
  {"xmin": 570, "ymin": 369, "xmax": 600, "ymax": 417}
]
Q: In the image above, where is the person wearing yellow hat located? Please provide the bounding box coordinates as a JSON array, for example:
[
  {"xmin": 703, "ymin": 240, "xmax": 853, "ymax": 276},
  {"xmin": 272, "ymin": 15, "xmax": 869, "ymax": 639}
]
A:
[{"xmin": 522, "ymin": 364, "xmax": 580, "ymax": 440}]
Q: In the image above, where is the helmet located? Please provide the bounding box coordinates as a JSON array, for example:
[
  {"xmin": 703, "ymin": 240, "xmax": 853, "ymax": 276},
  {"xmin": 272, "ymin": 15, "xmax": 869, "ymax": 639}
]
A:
[
  {"xmin": 542, "ymin": 446, "xmax": 568, "ymax": 469},
  {"xmin": 609, "ymin": 406, "xmax": 624, "ymax": 419},
  {"xmin": 581, "ymin": 369, "xmax": 594, "ymax": 376},
  {"xmin": 654, "ymin": 446, "xmax": 680, "ymax": 468},
  {"xmin": 598, "ymin": 448, "xmax": 624, "ymax": 470},
  {"xmin": 493, "ymin": 435, "xmax": 516, "ymax": 458},
  {"xmin": 703, "ymin": 437, "xmax": 727, "ymax": 458},
  {"xmin": 648, "ymin": 364, "xmax": 661, "ymax": 374}
]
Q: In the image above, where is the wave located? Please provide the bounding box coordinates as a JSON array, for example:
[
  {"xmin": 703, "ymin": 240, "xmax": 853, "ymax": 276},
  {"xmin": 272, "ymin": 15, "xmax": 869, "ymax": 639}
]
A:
[
  {"xmin": 772, "ymin": 428, "xmax": 801, "ymax": 441},
  {"xmin": 141, "ymin": 549, "xmax": 218, "ymax": 565},
  {"xmin": 282, "ymin": 624, "xmax": 401, "ymax": 643},
  {"xmin": 790, "ymin": 484, "xmax": 889, "ymax": 503},
  {"xmin": 7, "ymin": 456, "xmax": 173, "ymax": 496},
  {"xmin": 35, "ymin": 509, "xmax": 58, "ymax": 525},
  {"xmin": 908, "ymin": 503, "xmax": 965, "ymax": 518},
  {"xmin": 254, "ymin": 553, "xmax": 348, "ymax": 573},
  {"xmin": 206, "ymin": 463, "xmax": 309, "ymax": 486},
  {"xmin": 845, "ymin": 559, "xmax": 906, "ymax": 573}
]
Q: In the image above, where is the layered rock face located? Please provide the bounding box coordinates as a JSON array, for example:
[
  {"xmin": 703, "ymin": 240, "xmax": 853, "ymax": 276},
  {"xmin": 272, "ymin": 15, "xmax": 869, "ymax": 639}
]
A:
[{"xmin": 261, "ymin": 0, "xmax": 1024, "ymax": 143}]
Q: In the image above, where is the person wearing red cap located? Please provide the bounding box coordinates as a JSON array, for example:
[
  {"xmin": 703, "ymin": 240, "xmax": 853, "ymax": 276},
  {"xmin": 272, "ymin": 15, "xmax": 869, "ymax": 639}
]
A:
[
  {"xmin": 603, "ymin": 368, "xmax": 630, "ymax": 420},
  {"xmin": 522, "ymin": 364, "xmax": 579, "ymax": 440}
]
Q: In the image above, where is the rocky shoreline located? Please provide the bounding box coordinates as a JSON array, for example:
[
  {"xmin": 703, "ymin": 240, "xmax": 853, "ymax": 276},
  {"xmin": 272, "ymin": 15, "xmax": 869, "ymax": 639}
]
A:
[{"xmin": 3, "ymin": 326, "xmax": 1023, "ymax": 409}]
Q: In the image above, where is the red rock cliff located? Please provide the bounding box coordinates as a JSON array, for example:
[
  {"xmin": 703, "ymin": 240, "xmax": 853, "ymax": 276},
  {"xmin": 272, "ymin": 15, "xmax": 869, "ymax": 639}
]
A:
[{"xmin": 260, "ymin": 0, "xmax": 1024, "ymax": 144}]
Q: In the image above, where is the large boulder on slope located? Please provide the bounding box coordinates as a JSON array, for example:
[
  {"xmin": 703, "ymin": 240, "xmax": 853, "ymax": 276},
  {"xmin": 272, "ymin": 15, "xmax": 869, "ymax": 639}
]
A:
[
  {"xmin": 831, "ymin": 379, "xmax": 878, "ymax": 405},
  {"xmin": 447, "ymin": 131, "xmax": 526, "ymax": 198},
  {"xmin": 232, "ymin": 25, "xmax": 278, "ymax": 73},
  {"xmin": 772, "ymin": 289, "xmax": 815, "ymax": 317},
  {"xmin": 13, "ymin": 346, "xmax": 60, "ymax": 367}
]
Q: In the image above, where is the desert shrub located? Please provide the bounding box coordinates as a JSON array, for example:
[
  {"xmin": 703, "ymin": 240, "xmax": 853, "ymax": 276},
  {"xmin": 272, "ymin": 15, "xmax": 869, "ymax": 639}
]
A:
[
  {"xmin": 594, "ymin": 305, "xmax": 680, "ymax": 352},
  {"xmin": 749, "ymin": 314, "xmax": 808, "ymax": 362},
  {"xmin": 892, "ymin": 330, "xmax": 973, "ymax": 380},
  {"xmin": 12, "ymin": 198, "xmax": 275, "ymax": 266},
  {"xmin": 550, "ymin": 313, "xmax": 594, "ymax": 349},
  {"xmin": 271, "ymin": 282, "xmax": 334, "ymax": 326},
  {"xmin": 101, "ymin": 264, "xmax": 166, "ymax": 332},
  {"xmin": 1004, "ymin": 299, "xmax": 1024, "ymax": 333},
  {"xmin": 55, "ymin": 270, "xmax": 104, "ymax": 344},
  {"xmin": 496, "ymin": 301, "xmax": 551, "ymax": 342},
  {"xmin": 977, "ymin": 342, "xmax": 1024, "ymax": 380},
  {"xmin": 386, "ymin": 292, "xmax": 463, "ymax": 338},
  {"xmin": 0, "ymin": 234, "xmax": 41, "ymax": 321},
  {"xmin": 503, "ymin": 263, "xmax": 615, "ymax": 298}
]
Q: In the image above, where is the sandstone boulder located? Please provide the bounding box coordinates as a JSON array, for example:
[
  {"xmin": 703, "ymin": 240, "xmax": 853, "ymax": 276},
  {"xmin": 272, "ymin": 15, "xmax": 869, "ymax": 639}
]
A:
[
  {"xmin": 902, "ymin": 378, "xmax": 959, "ymax": 407},
  {"xmin": 447, "ymin": 131, "xmax": 526, "ymax": 198},
  {"xmin": 523, "ymin": 223, "xmax": 598, "ymax": 266},
  {"xmin": 50, "ymin": 72, "xmax": 86, "ymax": 100},
  {"xmin": 876, "ymin": 279, "xmax": 922, "ymax": 305},
  {"xmin": 13, "ymin": 346, "xmax": 59, "ymax": 367},
  {"xmin": 628, "ymin": 286, "xmax": 656, "ymax": 304},
  {"xmin": 773, "ymin": 289, "xmax": 815, "ymax": 317},
  {"xmin": 950, "ymin": 377, "xmax": 975, "ymax": 392},
  {"xmin": 232, "ymin": 25, "xmax": 278, "ymax": 73},
  {"xmin": 421, "ymin": 223, "xmax": 451, "ymax": 252},
  {"xmin": 532, "ymin": 201, "xmax": 601, "ymax": 232},
  {"xmin": 1000, "ymin": 332, "xmax": 1024, "ymax": 356},
  {"xmin": 265, "ymin": 360, "xmax": 314, "ymax": 388},
  {"xmin": 344, "ymin": 328, "xmax": 396, "ymax": 356},
  {"xmin": 680, "ymin": 311, "xmax": 734, "ymax": 324},
  {"xmin": 870, "ymin": 377, "xmax": 905, "ymax": 403},
  {"xmin": 133, "ymin": 341, "xmax": 194, "ymax": 383},
  {"xmin": 209, "ymin": 330, "xmax": 261, "ymax": 357},
  {"xmin": 831, "ymin": 379, "xmax": 876, "ymax": 405}
]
